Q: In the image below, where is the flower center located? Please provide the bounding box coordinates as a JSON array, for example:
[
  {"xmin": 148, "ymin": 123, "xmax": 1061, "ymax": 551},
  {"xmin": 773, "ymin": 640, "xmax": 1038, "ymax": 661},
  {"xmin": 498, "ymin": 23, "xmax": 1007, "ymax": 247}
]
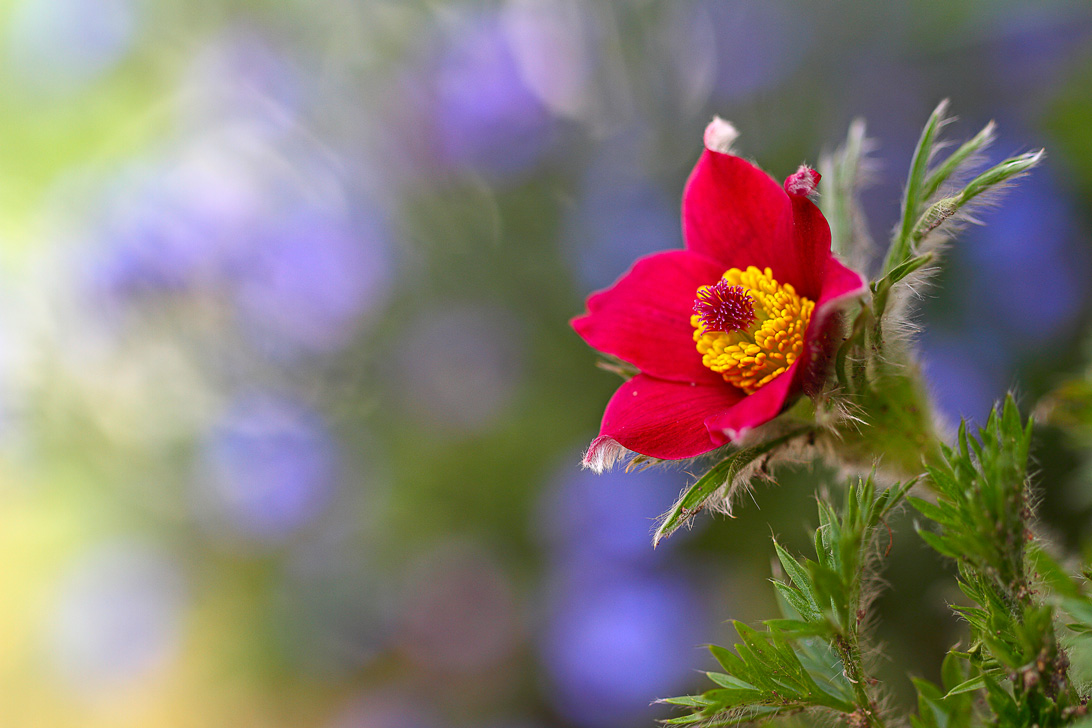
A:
[
  {"xmin": 691, "ymin": 266, "xmax": 814, "ymax": 395},
  {"xmin": 693, "ymin": 280, "xmax": 756, "ymax": 334}
]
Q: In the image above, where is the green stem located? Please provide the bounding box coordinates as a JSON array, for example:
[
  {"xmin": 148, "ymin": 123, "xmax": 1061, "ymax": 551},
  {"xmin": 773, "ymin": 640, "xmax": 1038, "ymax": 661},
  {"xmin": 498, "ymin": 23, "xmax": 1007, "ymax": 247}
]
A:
[
  {"xmin": 835, "ymin": 633, "xmax": 885, "ymax": 728},
  {"xmin": 834, "ymin": 305, "xmax": 870, "ymax": 394},
  {"xmin": 829, "ymin": 364, "xmax": 940, "ymax": 479}
]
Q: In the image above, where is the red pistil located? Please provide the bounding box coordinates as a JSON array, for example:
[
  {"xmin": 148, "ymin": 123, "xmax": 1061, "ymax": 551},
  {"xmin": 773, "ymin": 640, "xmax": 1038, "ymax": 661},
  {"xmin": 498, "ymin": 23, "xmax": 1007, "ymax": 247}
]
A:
[{"xmin": 694, "ymin": 280, "xmax": 755, "ymax": 333}]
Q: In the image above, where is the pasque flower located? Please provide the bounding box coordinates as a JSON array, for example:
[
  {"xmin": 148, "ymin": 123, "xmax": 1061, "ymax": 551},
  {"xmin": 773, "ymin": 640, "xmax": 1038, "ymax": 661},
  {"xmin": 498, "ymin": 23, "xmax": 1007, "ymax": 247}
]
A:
[{"xmin": 572, "ymin": 119, "xmax": 866, "ymax": 470}]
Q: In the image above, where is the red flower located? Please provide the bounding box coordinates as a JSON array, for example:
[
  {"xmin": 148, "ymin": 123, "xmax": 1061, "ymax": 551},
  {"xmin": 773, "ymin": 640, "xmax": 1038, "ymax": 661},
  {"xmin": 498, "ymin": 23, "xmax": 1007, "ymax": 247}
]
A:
[{"xmin": 572, "ymin": 120, "xmax": 866, "ymax": 470}]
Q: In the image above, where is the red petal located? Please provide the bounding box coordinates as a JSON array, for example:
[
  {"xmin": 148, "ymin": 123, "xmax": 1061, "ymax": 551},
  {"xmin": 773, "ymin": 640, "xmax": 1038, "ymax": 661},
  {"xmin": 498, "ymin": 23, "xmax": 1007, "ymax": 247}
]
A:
[
  {"xmin": 593, "ymin": 374, "xmax": 744, "ymax": 460},
  {"xmin": 813, "ymin": 255, "xmax": 868, "ymax": 325},
  {"xmin": 795, "ymin": 254, "xmax": 867, "ymax": 395},
  {"xmin": 705, "ymin": 362, "xmax": 799, "ymax": 445},
  {"xmin": 682, "ymin": 150, "xmax": 797, "ymax": 285},
  {"xmin": 682, "ymin": 152, "xmax": 854, "ymax": 302},
  {"xmin": 572, "ymin": 250, "xmax": 727, "ymax": 383},
  {"xmin": 782, "ymin": 194, "xmax": 835, "ymax": 300}
]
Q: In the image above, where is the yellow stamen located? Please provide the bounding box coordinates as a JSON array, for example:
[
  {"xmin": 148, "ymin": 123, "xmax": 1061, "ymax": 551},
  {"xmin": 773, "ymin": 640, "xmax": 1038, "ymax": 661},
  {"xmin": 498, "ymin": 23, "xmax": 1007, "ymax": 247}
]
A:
[{"xmin": 691, "ymin": 266, "xmax": 814, "ymax": 394}]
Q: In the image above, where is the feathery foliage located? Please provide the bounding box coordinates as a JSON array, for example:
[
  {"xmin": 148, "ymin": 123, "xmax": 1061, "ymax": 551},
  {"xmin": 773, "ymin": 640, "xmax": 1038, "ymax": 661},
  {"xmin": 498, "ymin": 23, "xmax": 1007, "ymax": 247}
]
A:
[
  {"xmin": 666, "ymin": 397, "xmax": 1092, "ymax": 727},
  {"xmin": 664, "ymin": 476, "xmax": 911, "ymax": 727},
  {"xmin": 910, "ymin": 396, "xmax": 1085, "ymax": 726},
  {"xmin": 820, "ymin": 102, "xmax": 1042, "ymax": 478},
  {"xmin": 820, "ymin": 117, "xmax": 873, "ymax": 266},
  {"xmin": 873, "ymin": 99, "xmax": 1043, "ymax": 323}
]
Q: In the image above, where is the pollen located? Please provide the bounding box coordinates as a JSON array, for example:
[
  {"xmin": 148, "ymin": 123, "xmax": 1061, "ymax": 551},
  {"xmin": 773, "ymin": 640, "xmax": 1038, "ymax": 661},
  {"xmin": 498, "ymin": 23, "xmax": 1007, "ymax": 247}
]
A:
[{"xmin": 691, "ymin": 266, "xmax": 814, "ymax": 395}]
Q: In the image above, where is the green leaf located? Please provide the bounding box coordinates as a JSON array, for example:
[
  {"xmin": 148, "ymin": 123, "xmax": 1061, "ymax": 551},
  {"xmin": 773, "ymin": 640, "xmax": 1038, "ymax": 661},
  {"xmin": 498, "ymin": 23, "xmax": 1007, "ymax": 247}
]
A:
[
  {"xmin": 773, "ymin": 540, "xmax": 822, "ymax": 622},
  {"xmin": 871, "ymin": 252, "xmax": 934, "ymax": 293},
  {"xmin": 962, "ymin": 150, "xmax": 1044, "ymax": 202},
  {"xmin": 907, "ymin": 495, "xmax": 955, "ymax": 526},
  {"xmin": 1062, "ymin": 597, "xmax": 1092, "ymax": 627},
  {"xmin": 666, "ymin": 475, "xmax": 916, "ymax": 727},
  {"xmin": 709, "ymin": 644, "xmax": 748, "ymax": 677},
  {"xmin": 733, "ymin": 622, "xmax": 782, "ymax": 676},
  {"xmin": 705, "ymin": 672, "xmax": 754, "ymax": 690},
  {"xmin": 773, "ymin": 539, "xmax": 813, "ymax": 592},
  {"xmin": 940, "ymin": 650, "xmax": 966, "ymax": 693},
  {"xmin": 910, "ymin": 151, "xmax": 1044, "ymax": 245},
  {"xmin": 1028, "ymin": 544, "xmax": 1082, "ymax": 599},
  {"xmin": 762, "ymin": 618, "xmax": 832, "ymax": 637},
  {"xmin": 883, "ymin": 98, "xmax": 949, "ymax": 276},
  {"xmin": 808, "ymin": 563, "xmax": 846, "ymax": 612},
  {"xmin": 941, "ymin": 673, "xmax": 989, "ymax": 698},
  {"xmin": 661, "ymin": 696, "xmax": 712, "ymax": 708},
  {"xmin": 912, "ymin": 677, "xmax": 945, "ymax": 728},
  {"xmin": 773, "ymin": 582, "xmax": 822, "ymax": 625},
  {"xmin": 917, "ymin": 529, "xmax": 962, "ymax": 560},
  {"xmin": 660, "ymin": 715, "xmax": 707, "ymax": 725},
  {"xmin": 653, "ymin": 430, "xmax": 807, "ymax": 546},
  {"xmin": 594, "ymin": 354, "xmax": 639, "ymax": 380},
  {"xmin": 920, "ymin": 120, "xmax": 996, "ymax": 200},
  {"xmin": 702, "ymin": 687, "xmax": 768, "ymax": 708}
]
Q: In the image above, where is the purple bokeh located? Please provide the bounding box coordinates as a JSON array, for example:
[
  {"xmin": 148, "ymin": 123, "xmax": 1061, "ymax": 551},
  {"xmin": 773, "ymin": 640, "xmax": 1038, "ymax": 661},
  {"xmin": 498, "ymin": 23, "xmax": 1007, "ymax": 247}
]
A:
[
  {"xmin": 960, "ymin": 165, "xmax": 1089, "ymax": 346},
  {"xmin": 564, "ymin": 148, "xmax": 682, "ymax": 290},
  {"xmin": 537, "ymin": 453, "xmax": 708, "ymax": 728},
  {"xmin": 396, "ymin": 541, "xmax": 521, "ymax": 675},
  {"xmin": 500, "ymin": 0, "xmax": 599, "ymax": 121},
  {"xmin": 85, "ymin": 135, "xmax": 394, "ymax": 353},
  {"xmin": 233, "ymin": 205, "xmax": 393, "ymax": 353},
  {"xmin": 328, "ymin": 689, "xmax": 449, "ymax": 728},
  {"xmin": 985, "ymin": 6, "xmax": 1092, "ymax": 100},
  {"xmin": 413, "ymin": 9, "xmax": 556, "ymax": 178},
  {"xmin": 539, "ymin": 460, "xmax": 692, "ymax": 566},
  {"xmin": 922, "ymin": 330, "xmax": 1010, "ymax": 429},
  {"xmin": 696, "ymin": 0, "xmax": 809, "ymax": 101},
  {"xmin": 87, "ymin": 159, "xmax": 242, "ymax": 299},
  {"xmin": 393, "ymin": 305, "xmax": 525, "ymax": 435},
  {"xmin": 179, "ymin": 30, "xmax": 309, "ymax": 133},
  {"xmin": 540, "ymin": 569, "xmax": 706, "ymax": 728},
  {"xmin": 197, "ymin": 394, "xmax": 338, "ymax": 542},
  {"xmin": 921, "ymin": 153, "xmax": 1089, "ymax": 428}
]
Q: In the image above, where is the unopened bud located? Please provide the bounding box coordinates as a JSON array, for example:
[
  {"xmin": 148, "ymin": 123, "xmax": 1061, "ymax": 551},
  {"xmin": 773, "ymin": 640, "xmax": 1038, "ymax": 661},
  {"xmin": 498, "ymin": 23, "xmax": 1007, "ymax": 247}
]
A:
[{"xmin": 784, "ymin": 165, "xmax": 821, "ymax": 197}]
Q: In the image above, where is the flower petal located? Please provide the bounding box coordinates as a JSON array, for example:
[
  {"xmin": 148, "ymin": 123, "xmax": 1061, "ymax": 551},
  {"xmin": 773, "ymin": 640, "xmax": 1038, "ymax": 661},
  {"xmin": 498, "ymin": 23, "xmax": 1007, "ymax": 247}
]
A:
[
  {"xmin": 782, "ymin": 193, "xmax": 836, "ymax": 300},
  {"xmin": 581, "ymin": 435, "xmax": 631, "ymax": 473},
  {"xmin": 813, "ymin": 255, "xmax": 868, "ymax": 324},
  {"xmin": 795, "ymin": 254, "xmax": 867, "ymax": 395},
  {"xmin": 705, "ymin": 362, "xmax": 799, "ymax": 445},
  {"xmin": 592, "ymin": 374, "xmax": 744, "ymax": 460},
  {"xmin": 572, "ymin": 250, "xmax": 727, "ymax": 383},
  {"xmin": 682, "ymin": 150, "xmax": 797, "ymax": 283}
]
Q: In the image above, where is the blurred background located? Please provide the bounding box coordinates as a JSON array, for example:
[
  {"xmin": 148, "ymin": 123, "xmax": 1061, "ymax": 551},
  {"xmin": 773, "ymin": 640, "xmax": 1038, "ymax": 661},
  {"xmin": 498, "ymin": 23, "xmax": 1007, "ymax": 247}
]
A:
[{"xmin": 0, "ymin": 0, "xmax": 1091, "ymax": 726}]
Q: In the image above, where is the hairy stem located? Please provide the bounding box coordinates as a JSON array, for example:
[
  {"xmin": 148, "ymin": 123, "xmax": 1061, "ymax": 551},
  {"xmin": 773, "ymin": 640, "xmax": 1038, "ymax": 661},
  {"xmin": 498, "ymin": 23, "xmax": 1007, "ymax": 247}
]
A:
[{"xmin": 832, "ymin": 631, "xmax": 884, "ymax": 727}]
